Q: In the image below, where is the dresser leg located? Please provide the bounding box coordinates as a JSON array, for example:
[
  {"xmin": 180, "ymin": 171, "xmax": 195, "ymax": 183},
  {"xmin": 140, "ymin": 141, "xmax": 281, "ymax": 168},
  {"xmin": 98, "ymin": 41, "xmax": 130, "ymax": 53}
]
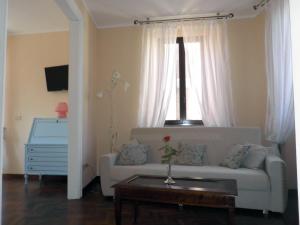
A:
[
  {"xmin": 263, "ymin": 209, "xmax": 269, "ymax": 218},
  {"xmin": 39, "ymin": 175, "xmax": 42, "ymax": 186},
  {"xmin": 114, "ymin": 192, "xmax": 122, "ymax": 225},
  {"xmin": 133, "ymin": 202, "xmax": 139, "ymax": 224},
  {"xmin": 178, "ymin": 203, "xmax": 184, "ymax": 211},
  {"xmin": 228, "ymin": 207, "xmax": 235, "ymax": 225},
  {"xmin": 24, "ymin": 174, "xmax": 28, "ymax": 185}
]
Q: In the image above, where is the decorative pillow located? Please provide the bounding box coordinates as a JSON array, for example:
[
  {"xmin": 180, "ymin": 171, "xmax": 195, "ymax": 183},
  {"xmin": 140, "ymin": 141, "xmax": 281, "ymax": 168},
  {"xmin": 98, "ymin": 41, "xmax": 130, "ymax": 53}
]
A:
[
  {"xmin": 246, "ymin": 144, "xmax": 276, "ymax": 155},
  {"xmin": 175, "ymin": 143, "xmax": 207, "ymax": 166},
  {"xmin": 128, "ymin": 139, "xmax": 139, "ymax": 145},
  {"xmin": 115, "ymin": 139, "xmax": 139, "ymax": 151},
  {"xmin": 241, "ymin": 144, "xmax": 271, "ymax": 169},
  {"xmin": 115, "ymin": 144, "xmax": 149, "ymax": 165},
  {"xmin": 220, "ymin": 144, "xmax": 250, "ymax": 169}
]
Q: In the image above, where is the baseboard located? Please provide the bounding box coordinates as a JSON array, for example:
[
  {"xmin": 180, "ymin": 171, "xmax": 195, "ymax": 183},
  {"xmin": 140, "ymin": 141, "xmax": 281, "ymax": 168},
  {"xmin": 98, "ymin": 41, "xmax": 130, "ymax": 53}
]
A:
[
  {"xmin": 3, "ymin": 174, "xmax": 99, "ymax": 196},
  {"xmin": 3, "ymin": 174, "xmax": 24, "ymax": 179},
  {"xmin": 3, "ymin": 174, "xmax": 41, "ymax": 181},
  {"xmin": 3, "ymin": 174, "xmax": 66, "ymax": 181},
  {"xmin": 83, "ymin": 176, "xmax": 100, "ymax": 196}
]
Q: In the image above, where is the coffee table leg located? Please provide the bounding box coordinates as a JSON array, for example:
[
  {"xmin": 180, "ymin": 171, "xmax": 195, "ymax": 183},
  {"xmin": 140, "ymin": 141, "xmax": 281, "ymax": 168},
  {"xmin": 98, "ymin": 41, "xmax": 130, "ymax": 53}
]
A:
[
  {"xmin": 228, "ymin": 207, "xmax": 235, "ymax": 225},
  {"xmin": 115, "ymin": 195, "xmax": 122, "ymax": 225},
  {"xmin": 134, "ymin": 202, "xmax": 138, "ymax": 224}
]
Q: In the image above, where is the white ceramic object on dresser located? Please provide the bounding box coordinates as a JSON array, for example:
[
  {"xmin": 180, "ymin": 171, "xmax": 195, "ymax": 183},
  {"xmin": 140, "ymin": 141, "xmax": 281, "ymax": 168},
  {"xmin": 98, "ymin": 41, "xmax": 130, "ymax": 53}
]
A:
[{"xmin": 100, "ymin": 127, "xmax": 287, "ymax": 213}]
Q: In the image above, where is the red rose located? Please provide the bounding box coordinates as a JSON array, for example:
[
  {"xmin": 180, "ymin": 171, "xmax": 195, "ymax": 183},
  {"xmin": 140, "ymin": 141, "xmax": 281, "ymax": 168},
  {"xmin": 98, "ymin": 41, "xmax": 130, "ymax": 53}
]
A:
[{"xmin": 163, "ymin": 135, "xmax": 171, "ymax": 142}]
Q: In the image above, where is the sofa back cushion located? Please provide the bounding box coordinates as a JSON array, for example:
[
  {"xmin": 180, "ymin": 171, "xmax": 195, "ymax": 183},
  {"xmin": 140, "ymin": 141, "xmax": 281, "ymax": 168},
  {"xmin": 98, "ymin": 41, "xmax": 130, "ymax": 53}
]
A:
[{"xmin": 131, "ymin": 127, "xmax": 261, "ymax": 165}]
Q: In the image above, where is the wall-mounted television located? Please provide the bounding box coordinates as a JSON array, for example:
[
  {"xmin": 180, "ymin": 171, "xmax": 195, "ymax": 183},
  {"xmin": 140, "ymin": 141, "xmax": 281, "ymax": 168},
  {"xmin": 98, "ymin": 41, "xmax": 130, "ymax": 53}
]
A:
[{"xmin": 45, "ymin": 65, "xmax": 68, "ymax": 92}]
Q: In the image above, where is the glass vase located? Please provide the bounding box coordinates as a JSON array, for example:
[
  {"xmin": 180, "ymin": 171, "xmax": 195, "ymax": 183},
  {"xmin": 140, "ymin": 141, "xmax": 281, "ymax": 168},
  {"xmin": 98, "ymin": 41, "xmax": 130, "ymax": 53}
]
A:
[{"xmin": 164, "ymin": 161, "xmax": 176, "ymax": 184}]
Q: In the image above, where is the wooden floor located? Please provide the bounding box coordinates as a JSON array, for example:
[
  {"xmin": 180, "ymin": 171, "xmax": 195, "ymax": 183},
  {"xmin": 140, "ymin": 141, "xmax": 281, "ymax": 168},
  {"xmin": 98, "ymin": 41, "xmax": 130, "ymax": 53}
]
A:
[{"xmin": 2, "ymin": 176, "xmax": 298, "ymax": 225}]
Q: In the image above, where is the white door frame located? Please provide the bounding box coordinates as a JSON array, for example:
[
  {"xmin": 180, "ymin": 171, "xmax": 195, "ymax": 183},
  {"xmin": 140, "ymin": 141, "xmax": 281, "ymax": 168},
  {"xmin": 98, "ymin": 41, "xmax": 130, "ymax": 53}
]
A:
[
  {"xmin": 289, "ymin": 0, "xmax": 300, "ymax": 223},
  {"xmin": 0, "ymin": 0, "xmax": 7, "ymax": 222},
  {"xmin": 55, "ymin": 0, "xmax": 84, "ymax": 199}
]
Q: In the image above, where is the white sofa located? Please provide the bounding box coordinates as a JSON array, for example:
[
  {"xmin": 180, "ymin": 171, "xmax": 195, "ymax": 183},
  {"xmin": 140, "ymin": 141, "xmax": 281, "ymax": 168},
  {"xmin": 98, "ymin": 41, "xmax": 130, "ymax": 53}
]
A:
[{"xmin": 100, "ymin": 127, "xmax": 287, "ymax": 213}]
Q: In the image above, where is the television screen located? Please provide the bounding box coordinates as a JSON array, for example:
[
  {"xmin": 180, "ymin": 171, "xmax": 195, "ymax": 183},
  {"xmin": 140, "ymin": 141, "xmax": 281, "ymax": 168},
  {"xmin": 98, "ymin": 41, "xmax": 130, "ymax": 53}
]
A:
[{"xmin": 45, "ymin": 65, "xmax": 68, "ymax": 91}]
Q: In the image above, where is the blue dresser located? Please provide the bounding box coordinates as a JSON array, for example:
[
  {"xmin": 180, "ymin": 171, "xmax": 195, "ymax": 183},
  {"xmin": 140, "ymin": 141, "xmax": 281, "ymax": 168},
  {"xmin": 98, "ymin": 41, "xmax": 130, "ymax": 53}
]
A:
[{"xmin": 24, "ymin": 118, "xmax": 68, "ymax": 184}]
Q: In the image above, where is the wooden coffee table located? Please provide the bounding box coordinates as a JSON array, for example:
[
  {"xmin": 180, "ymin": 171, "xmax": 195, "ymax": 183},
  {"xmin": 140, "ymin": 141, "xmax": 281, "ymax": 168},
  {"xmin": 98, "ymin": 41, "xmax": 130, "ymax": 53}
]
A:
[{"xmin": 112, "ymin": 175, "xmax": 238, "ymax": 225}]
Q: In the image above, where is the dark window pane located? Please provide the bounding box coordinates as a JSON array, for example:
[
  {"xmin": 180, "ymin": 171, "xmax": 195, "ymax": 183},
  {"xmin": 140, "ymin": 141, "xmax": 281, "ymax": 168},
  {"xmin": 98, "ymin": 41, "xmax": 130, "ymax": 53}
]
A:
[{"xmin": 165, "ymin": 37, "xmax": 203, "ymax": 126}]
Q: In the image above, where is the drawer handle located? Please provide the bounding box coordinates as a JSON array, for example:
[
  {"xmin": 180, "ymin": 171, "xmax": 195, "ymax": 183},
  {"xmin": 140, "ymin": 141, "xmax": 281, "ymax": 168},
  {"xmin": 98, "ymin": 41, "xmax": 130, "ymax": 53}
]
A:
[{"xmin": 30, "ymin": 158, "xmax": 33, "ymax": 161}]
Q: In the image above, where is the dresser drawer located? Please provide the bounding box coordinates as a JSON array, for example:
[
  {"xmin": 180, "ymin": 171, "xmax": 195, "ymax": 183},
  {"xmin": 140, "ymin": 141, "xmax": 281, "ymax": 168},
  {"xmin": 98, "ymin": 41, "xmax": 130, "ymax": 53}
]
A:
[
  {"xmin": 27, "ymin": 151, "xmax": 67, "ymax": 158},
  {"xmin": 26, "ymin": 165, "xmax": 67, "ymax": 173},
  {"xmin": 27, "ymin": 161, "xmax": 67, "ymax": 167},
  {"xmin": 27, "ymin": 146, "xmax": 67, "ymax": 154},
  {"xmin": 27, "ymin": 156, "xmax": 67, "ymax": 163}
]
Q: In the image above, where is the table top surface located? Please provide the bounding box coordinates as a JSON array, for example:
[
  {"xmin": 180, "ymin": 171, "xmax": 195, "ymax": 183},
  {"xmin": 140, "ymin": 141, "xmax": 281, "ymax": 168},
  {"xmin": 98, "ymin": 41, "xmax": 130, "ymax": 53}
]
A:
[{"xmin": 113, "ymin": 175, "xmax": 238, "ymax": 196}]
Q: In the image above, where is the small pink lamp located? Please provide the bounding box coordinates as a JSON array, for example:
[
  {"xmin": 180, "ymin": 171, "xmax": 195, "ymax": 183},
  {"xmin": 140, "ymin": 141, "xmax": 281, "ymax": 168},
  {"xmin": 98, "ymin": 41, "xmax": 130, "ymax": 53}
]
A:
[{"xmin": 55, "ymin": 102, "xmax": 68, "ymax": 118}]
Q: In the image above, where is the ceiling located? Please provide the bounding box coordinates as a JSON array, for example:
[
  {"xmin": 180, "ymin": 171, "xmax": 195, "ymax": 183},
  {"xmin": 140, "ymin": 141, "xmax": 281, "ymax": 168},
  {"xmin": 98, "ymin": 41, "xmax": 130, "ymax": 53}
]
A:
[
  {"xmin": 7, "ymin": 0, "xmax": 261, "ymax": 34},
  {"xmin": 8, "ymin": 0, "xmax": 68, "ymax": 35},
  {"xmin": 84, "ymin": 0, "xmax": 261, "ymax": 28}
]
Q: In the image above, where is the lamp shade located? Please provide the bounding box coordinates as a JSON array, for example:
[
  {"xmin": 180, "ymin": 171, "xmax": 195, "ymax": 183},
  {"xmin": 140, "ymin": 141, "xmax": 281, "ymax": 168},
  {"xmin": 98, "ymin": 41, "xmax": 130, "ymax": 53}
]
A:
[{"xmin": 55, "ymin": 102, "xmax": 68, "ymax": 118}]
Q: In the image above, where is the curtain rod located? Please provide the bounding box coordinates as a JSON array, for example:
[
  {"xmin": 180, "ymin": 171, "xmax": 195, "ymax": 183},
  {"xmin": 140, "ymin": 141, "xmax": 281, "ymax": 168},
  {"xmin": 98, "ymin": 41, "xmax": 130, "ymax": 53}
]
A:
[
  {"xmin": 253, "ymin": 0, "xmax": 270, "ymax": 10},
  {"xmin": 134, "ymin": 13, "xmax": 234, "ymax": 25}
]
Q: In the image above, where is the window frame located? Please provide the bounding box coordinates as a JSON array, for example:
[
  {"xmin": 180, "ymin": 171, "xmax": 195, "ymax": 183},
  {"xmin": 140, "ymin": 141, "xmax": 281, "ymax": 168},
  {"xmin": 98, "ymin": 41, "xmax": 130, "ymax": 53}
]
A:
[{"xmin": 164, "ymin": 37, "xmax": 203, "ymax": 126}]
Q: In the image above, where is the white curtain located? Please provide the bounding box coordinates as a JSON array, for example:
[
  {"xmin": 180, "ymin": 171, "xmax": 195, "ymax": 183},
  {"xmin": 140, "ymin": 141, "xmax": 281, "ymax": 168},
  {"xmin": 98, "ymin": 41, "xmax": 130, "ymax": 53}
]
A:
[
  {"xmin": 265, "ymin": 0, "xmax": 294, "ymax": 144},
  {"xmin": 182, "ymin": 21, "xmax": 235, "ymax": 127},
  {"xmin": 138, "ymin": 23, "xmax": 178, "ymax": 127}
]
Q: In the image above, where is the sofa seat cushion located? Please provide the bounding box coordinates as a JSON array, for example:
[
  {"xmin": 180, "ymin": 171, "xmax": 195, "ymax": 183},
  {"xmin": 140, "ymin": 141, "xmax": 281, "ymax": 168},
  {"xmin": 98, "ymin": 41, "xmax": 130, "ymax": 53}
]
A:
[{"xmin": 110, "ymin": 164, "xmax": 270, "ymax": 191}]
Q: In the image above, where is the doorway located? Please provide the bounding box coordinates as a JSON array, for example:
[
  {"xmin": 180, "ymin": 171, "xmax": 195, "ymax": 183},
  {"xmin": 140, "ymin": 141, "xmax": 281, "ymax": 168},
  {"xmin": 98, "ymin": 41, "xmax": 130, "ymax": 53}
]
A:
[{"xmin": 0, "ymin": 1, "xmax": 84, "ymax": 217}]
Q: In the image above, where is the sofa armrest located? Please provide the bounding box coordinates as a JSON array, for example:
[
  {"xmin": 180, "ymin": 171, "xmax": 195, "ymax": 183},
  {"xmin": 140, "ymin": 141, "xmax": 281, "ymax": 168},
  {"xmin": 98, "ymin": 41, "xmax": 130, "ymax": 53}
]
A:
[
  {"xmin": 265, "ymin": 154, "xmax": 288, "ymax": 212},
  {"xmin": 100, "ymin": 153, "xmax": 117, "ymax": 196},
  {"xmin": 100, "ymin": 153, "xmax": 117, "ymax": 168}
]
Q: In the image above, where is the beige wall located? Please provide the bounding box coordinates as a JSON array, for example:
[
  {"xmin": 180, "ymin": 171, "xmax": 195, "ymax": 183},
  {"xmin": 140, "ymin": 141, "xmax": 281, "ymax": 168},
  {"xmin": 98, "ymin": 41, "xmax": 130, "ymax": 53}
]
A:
[
  {"xmin": 94, "ymin": 26, "xmax": 141, "ymax": 159},
  {"xmin": 228, "ymin": 15, "xmax": 267, "ymax": 129},
  {"xmin": 4, "ymin": 32, "xmax": 69, "ymax": 174},
  {"xmin": 283, "ymin": 131, "xmax": 297, "ymax": 189},
  {"xmin": 94, "ymin": 15, "xmax": 297, "ymax": 188}
]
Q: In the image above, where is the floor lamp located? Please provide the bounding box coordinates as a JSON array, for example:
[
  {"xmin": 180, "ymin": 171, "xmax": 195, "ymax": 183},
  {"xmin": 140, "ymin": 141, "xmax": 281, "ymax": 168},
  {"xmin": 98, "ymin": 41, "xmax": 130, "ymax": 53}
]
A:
[{"xmin": 96, "ymin": 71, "xmax": 130, "ymax": 153}]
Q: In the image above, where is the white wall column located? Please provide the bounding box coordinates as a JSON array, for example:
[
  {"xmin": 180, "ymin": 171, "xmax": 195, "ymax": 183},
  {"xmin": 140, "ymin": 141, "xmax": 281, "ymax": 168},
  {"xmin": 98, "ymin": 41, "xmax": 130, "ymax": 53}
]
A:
[
  {"xmin": 289, "ymin": 0, "xmax": 300, "ymax": 223},
  {"xmin": 55, "ymin": 0, "xmax": 84, "ymax": 199},
  {"xmin": 0, "ymin": 0, "xmax": 8, "ymax": 221}
]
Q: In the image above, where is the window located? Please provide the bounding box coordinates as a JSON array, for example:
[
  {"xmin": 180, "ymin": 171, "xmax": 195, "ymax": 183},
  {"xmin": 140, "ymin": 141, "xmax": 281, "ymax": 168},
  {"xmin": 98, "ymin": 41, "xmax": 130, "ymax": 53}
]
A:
[{"xmin": 165, "ymin": 37, "xmax": 203, "ymax": 126}]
